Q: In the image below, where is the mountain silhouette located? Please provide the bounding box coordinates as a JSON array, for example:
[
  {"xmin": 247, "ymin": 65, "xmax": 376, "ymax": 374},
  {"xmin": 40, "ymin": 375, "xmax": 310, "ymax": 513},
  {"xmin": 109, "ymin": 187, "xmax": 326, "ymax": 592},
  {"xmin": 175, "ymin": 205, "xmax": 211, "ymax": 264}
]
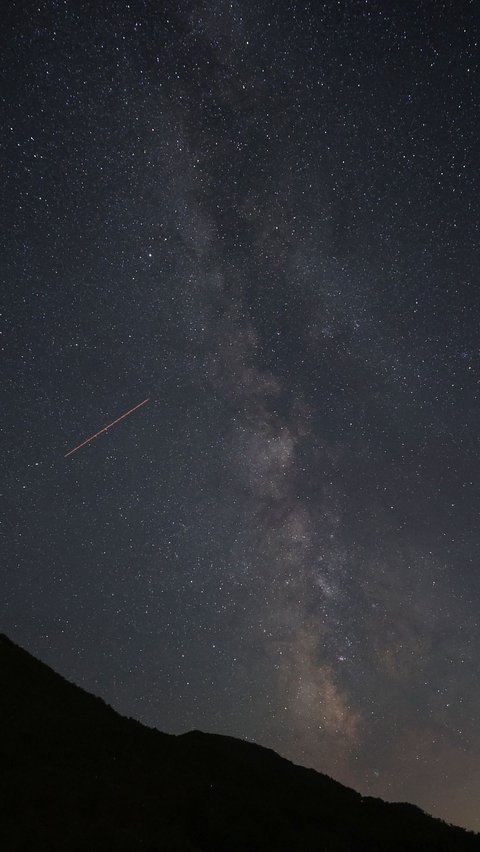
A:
[{"xmin": 1, "ymin": 633, "xmax": 478, "ymax": 851}]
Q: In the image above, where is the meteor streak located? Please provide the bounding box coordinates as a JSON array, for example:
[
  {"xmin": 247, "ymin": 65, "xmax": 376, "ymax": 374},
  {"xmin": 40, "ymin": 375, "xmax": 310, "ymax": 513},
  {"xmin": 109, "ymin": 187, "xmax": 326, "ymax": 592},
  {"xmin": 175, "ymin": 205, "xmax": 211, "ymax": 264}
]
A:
[{"xmin": 64, "ymin": 398, "xmax": 149, "ymax": 458}]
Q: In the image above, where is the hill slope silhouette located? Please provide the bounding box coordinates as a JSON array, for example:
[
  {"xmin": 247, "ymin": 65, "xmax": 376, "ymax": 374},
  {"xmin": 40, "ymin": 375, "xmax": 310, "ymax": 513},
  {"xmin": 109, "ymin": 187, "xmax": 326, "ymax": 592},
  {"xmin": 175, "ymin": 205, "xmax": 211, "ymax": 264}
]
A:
[{"xmin": 1, "ymin": 633, "xmax": 478, "ymax": 851}]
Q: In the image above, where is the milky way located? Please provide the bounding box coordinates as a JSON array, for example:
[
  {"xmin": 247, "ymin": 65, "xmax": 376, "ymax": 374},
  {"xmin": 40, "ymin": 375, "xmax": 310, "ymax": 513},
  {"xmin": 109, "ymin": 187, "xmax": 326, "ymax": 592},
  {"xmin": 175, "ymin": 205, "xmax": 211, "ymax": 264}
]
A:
[{"xmin": 2, "ymin": 0, "xmax": 479, "ymax": 831}]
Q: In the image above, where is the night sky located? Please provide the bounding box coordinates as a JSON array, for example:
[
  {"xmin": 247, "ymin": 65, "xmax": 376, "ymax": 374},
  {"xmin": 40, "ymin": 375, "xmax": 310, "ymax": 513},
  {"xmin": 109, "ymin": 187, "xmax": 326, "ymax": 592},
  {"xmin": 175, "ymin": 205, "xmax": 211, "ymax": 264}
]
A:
[{"xmin": 2, "ymin": 0, "xmax": 480, "ymax": 832}]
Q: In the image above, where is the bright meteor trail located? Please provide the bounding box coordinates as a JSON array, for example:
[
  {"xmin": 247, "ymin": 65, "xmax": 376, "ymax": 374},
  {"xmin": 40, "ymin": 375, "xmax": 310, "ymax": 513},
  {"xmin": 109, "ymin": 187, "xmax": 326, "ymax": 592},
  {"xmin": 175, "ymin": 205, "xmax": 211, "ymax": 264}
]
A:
[{"xmin": 64, "ymin": 398, "xmax": 149, "ymax": 458}]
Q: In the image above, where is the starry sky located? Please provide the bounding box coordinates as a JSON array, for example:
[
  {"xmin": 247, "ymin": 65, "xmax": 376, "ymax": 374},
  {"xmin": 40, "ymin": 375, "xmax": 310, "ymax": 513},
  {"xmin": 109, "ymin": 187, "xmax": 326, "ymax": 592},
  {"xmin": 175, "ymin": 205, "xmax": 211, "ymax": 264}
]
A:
[{"xmin": 2, "ymin": 0, "xmax": 480, "ymax": 832}]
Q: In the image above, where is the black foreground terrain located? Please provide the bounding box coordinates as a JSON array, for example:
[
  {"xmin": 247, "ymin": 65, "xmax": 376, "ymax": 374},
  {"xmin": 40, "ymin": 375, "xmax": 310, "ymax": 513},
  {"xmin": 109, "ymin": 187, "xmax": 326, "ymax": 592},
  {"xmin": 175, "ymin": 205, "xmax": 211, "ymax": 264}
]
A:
[{"xmin": 0, "ymin": 633, "xmax": 478, "ymax": 851}]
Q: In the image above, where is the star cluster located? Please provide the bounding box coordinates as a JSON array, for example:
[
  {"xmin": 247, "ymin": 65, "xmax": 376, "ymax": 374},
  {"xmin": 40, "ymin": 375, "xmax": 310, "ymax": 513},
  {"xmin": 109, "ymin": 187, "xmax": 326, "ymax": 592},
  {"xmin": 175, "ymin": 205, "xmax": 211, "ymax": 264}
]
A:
[{"xmin": 2, "ymin": 0, "xmax": 480, "ymax": 831}]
